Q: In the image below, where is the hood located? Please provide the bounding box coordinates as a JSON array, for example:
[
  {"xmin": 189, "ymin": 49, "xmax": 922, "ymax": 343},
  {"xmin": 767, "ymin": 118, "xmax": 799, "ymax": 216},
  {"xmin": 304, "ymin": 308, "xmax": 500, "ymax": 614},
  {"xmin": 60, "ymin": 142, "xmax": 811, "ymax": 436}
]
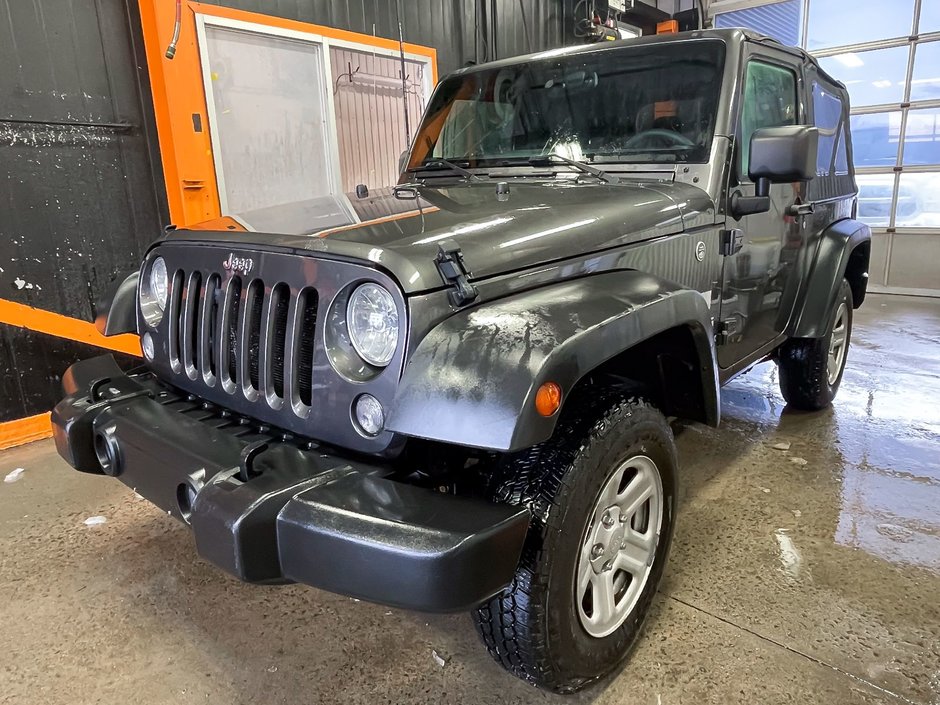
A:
[{"xmin": 170, "ymin": 179, "xmax": 715, "ymax": 294}]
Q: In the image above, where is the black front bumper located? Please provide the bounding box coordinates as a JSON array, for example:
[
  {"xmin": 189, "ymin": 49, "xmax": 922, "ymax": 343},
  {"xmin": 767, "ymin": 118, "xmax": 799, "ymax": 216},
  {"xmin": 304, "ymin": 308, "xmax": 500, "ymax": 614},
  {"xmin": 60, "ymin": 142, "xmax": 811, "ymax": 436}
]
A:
[{"xmin": 52, "ymin": 355, "xmax": 529, "ymax": 612}]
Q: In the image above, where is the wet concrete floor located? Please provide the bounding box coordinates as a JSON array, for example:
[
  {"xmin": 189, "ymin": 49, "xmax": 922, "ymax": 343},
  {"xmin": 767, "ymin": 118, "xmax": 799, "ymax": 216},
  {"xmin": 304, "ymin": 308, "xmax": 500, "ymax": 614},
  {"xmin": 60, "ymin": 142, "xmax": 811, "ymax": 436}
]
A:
[{"xmin": 1, "ymin": 293, "xmax": 938, "ymax": 704}]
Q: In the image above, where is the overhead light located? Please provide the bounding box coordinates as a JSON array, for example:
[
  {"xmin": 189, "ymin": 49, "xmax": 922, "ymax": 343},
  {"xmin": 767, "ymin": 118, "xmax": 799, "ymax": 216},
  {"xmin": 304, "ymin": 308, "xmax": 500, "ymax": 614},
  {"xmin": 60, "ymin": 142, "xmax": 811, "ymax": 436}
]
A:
[{"xmin": 834, "ymin": 53, "xmax": 864, "ymax": 68}]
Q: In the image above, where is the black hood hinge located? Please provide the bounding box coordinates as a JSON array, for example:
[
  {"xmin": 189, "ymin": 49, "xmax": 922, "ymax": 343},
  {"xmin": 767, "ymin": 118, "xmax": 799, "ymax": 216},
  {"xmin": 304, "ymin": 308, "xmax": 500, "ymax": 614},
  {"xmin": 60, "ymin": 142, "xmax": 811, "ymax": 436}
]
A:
[{"xmin": 435, "ymin": 240, "xmax": 478, "ymax": 307}]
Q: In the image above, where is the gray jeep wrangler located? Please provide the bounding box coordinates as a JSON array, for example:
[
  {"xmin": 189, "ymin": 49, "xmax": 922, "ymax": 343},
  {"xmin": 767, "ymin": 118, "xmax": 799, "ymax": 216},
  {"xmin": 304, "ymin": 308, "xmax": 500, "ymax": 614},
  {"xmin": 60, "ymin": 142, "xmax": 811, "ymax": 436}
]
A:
[{"xmin": 53, "ymin": 29, "xmax": 870, "ymax": 692}]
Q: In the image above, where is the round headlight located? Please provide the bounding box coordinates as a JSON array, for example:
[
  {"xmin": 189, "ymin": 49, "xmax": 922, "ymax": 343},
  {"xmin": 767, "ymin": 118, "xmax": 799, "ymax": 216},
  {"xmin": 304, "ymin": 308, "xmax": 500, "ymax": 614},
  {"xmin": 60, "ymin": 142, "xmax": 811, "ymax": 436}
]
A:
[
  {"xmin": 140, "ymin": 256, "xmax": 169, "ymax": 328},
  {"xmin": 346, "ymin": 283, "xmax": 399, "ymax": 367},
  {"xmin": 149, "ymin": 257, "xmax": 169, "ymax": 311}
]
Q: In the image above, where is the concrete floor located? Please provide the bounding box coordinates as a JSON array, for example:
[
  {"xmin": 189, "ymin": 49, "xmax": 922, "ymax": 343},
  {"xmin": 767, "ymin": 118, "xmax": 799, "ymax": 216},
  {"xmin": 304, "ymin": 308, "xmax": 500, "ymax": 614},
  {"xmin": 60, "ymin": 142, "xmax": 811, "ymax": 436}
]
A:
[{"xmin": 1, "ymin": 293, "xmax": 939, "ymax": 705}]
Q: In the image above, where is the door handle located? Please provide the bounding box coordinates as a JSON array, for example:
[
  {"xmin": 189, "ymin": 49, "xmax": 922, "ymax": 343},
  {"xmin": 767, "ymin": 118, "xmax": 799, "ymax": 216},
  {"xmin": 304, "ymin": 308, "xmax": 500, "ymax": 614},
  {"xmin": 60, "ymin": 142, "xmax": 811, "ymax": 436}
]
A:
[{"xmin": 786, "ymin": 201, "xmax": 815, "ymax": 217}]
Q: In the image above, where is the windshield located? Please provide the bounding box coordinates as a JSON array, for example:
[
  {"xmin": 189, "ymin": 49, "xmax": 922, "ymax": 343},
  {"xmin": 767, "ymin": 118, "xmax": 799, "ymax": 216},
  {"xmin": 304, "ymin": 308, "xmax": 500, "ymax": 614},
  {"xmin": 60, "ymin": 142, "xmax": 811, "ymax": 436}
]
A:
[{"xmin": 409, "ymin": 40, "xmax": 726, "ymax": 169}]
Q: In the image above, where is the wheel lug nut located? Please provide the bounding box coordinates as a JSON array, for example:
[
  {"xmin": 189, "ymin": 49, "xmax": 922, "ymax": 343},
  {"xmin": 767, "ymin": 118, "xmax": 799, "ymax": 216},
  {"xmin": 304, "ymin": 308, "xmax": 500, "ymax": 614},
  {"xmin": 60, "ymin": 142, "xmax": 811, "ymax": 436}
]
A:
[
  {"xmin": 591, "ymin": 543, "xmax": 605, "ymax": 559},
  {"xmin": 602, "ymin": 560, "xmax": 613, "ymax": 571},
  {"xmin": 602, "ymin": 511, "xmax": 614, "ymax": 527},
  {"xmin": 621, "ymin": 541, "xmax": 627, "ymax": 550}
]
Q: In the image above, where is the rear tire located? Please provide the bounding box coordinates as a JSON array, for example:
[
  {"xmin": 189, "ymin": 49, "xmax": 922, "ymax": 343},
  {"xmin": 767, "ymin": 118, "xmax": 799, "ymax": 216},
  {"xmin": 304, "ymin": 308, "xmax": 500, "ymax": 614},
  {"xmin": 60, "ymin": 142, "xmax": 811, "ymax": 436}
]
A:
[
  {"xmin": 472, "ymin": 390, "xmax": 677, "ymax": 693},
  {"xmin": 777, "ymin": 278, "xmax": 853, "ymax": 410}
]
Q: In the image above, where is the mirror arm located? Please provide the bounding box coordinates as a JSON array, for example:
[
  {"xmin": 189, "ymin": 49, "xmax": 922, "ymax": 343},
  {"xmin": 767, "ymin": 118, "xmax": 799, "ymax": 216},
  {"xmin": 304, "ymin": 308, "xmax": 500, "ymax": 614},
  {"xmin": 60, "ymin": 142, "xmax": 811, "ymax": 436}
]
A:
[
  {"xmin": 754, "ymin": 176, "xmax": 770, "ymax": 198},
  {"xmin": 730, "ymin": 188, "xmax": 771, "ymax": 219}
]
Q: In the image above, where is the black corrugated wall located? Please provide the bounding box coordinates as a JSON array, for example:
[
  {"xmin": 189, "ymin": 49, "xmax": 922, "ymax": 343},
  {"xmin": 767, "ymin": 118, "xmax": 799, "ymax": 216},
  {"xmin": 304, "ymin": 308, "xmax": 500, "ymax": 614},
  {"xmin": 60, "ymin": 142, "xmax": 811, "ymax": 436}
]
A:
[
  {"xmin": 0, "ymin": 0, "xmax": 164, "ymax": 423},
  {"xmin": 196, "ymin": 0, "xmax": 579, "ymax": 73},
  {"xmin": 0, "ymin": 0, "xmax": 581, "ymax": 425}
]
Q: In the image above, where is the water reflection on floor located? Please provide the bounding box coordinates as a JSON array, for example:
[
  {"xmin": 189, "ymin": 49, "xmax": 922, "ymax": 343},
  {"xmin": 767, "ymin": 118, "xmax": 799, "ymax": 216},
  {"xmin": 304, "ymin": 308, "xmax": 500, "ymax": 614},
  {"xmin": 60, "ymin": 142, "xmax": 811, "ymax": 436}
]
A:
[{"xmin": 718, "ymin": 294, "xmax": 940, "ymax": 573}]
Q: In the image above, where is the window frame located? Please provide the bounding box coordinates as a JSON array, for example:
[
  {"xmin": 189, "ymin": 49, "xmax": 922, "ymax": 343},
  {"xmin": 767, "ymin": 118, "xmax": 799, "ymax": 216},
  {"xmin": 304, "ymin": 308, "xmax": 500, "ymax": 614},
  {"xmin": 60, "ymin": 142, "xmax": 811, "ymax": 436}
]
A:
[{"xmin": 733, "ymin": 52, "xmax": 804, "ymax": 183}]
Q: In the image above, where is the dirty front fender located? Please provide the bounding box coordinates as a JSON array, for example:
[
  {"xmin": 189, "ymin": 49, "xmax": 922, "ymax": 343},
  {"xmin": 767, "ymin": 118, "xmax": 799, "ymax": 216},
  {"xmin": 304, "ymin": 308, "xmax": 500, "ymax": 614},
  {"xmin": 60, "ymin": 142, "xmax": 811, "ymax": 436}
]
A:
[
  {"xmin": 789, "ymin": 218, "xmax": 871, "ymax": 339},
  {"xmin": 387, "ymin": 271, "xmax": 719, "ymax": 452}
]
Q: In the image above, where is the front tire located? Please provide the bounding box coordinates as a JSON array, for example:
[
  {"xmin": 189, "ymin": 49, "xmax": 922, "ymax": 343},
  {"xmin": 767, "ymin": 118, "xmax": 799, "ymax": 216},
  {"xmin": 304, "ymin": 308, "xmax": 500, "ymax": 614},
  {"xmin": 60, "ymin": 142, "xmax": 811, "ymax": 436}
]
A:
[
  {"xmin": 473, "ymin": 391, "xmax": 677, "ymax": 693},
  {"xmin": 778, "ymin": 278, "xmax": 853, "ymax": 410}
]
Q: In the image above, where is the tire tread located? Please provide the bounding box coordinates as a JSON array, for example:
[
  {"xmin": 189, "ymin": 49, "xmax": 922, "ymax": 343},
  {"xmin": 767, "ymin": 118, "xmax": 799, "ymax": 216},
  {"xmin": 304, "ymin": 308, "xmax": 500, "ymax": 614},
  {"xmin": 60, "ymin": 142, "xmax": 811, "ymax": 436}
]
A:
[{"xmin": 472, "ymin": 390, "xmax": 672, "ymax": 693}]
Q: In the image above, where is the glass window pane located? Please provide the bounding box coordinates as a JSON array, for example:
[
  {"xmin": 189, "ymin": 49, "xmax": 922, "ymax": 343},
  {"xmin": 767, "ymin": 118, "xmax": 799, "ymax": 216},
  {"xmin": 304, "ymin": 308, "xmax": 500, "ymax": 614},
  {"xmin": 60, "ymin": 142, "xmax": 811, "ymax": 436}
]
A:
[
  {"xmin": 813, "ymin": 82, "xmax": 849, "ymax": 175},
  {"xmin": 204, "ymin": 26, "xmax": 334, "ymax": 215},
  {"xmin": 855, "ymin": 173, "xmax": 898, "ymax": 227},
  {"xmin": 415, "ymin": 41, "xmax": 726, "ymax": 166},
  {"xmin": 850, "ymin": 112, "xmax": 902, "ymax": 168},
  {"xmin": 895, "ymin": 172, "xmax": 940, "ymax": 227},
  {"xmin": 807, "ymin": 0, "xmax": 915, "ymax": 50},
  {"xmin": 911, "ymin": 40, "xmax": 940, "ymax": 103},
  {"xmin": 739, "ymin": 61, "xmax": 797, "ymax": 175},
  {"xmin": 714, "ymin": 1, "xmax": 802, "ymax": 47},
  {"xmin": 903, "ymin": 107, "xmax": 940, "ymax": 165},
  {"xmin": 817, "ymin": 46, "xmax": 909, "ymax": 108},
  {"xmin": 919, "ymin": 2, "xmax": 940, "ymax": 34}
]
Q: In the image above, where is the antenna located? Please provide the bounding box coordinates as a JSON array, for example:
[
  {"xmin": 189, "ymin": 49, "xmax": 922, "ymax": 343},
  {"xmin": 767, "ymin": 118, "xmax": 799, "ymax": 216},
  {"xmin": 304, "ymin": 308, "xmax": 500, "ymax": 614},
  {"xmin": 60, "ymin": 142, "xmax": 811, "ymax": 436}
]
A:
[
  {"xmin": 518, "ymin": 0, "xmax": 532, "ymax": 53},
  {"xmin": 394, "ymin": 0, "xmax": 412, "ymax": 148}
]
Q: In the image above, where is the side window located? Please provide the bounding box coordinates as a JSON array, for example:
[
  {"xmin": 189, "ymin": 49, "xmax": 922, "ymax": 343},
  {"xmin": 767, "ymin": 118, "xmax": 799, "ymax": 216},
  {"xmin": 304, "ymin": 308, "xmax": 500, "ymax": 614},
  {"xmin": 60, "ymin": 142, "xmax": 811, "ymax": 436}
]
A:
[
  {"xmin": 739, "ymin": 60, "xmax": 798, "ymax": 177},
  {"xmin": 812, "ymin": 81, "xmax": 849, "ymax": 176}
]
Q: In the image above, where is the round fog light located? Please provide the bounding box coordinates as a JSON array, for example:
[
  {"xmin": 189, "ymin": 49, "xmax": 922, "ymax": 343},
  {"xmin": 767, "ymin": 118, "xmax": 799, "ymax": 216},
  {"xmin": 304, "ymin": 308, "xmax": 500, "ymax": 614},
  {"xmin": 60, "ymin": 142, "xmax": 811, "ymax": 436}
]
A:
[
  {"xmin": 141, "ymin": 332, "xmax": 155, "ymax": 361},
  {"xmin": 354, "ymin": 394, "xmax": 385, "ymax": 437}
]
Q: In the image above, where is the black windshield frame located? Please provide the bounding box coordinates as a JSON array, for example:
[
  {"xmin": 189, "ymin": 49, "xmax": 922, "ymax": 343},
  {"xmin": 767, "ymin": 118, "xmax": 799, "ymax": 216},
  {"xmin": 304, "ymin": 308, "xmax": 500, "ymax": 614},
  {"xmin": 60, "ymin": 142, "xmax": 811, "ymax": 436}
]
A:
[{"xmin": 410, "ymin": 40, "xmax": 727, "ymax": 168}]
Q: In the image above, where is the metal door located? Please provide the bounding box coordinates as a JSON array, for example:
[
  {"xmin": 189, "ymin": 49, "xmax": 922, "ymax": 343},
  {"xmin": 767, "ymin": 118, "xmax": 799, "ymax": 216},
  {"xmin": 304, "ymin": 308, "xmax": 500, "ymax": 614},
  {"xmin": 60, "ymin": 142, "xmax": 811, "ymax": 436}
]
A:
[{"xmin": 718, "ymin": 50, "xmax": 809, "ymax": 368}]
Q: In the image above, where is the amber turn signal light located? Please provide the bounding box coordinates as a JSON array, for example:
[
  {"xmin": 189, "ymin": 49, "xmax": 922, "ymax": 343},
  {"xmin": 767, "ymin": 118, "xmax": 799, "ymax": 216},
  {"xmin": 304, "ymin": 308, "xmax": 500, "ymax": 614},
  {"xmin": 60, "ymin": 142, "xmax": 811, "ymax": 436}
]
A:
[{"xmin": 535, "ymin": 382, "xmax": 562, "ymax": 417}]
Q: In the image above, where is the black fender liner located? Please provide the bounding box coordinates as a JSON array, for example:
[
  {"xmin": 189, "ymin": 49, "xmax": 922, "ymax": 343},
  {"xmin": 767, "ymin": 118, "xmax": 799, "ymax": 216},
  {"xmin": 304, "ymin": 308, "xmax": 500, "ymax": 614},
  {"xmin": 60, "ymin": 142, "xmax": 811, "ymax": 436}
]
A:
[
  {"xmin": 95, "ymin": 272, "xmax": 138, "ymax": 336},
  {"xmin": 387, "ymin": 270, "xmax": 719, "ymax": 452},
  {"xmin": 789, "ymin": 218, "xmax": 871, "ymax": 339}
]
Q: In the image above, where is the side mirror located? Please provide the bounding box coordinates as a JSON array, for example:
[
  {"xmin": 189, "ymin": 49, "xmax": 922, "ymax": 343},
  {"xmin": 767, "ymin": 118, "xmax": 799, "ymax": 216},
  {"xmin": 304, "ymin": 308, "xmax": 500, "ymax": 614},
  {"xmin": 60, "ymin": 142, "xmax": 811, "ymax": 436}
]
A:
[
  {"xmin": 398, "ymin": 149, "xmax": 410, "ymax": 176},
  {"xmin": 731, "ymin": 125, "xmax": 819, "ymax": 218}
]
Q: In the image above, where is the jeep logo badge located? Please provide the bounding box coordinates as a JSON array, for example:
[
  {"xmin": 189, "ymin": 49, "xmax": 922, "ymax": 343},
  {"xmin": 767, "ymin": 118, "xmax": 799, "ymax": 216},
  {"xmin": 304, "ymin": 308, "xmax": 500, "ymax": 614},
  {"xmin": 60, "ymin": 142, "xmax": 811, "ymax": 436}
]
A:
[
  {"xmin": 222, "ymin": 252, "xmax": 254, "ymax": 276},
  {"xmin": 695, "ymin": 241, "xmax": 706, "ymax": 262}
]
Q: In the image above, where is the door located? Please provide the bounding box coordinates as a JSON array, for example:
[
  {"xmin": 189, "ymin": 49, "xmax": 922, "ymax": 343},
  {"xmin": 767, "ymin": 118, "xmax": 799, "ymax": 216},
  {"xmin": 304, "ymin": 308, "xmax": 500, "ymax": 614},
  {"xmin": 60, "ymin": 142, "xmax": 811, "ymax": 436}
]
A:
[{"xmin": 718, "ymin": 54, "xmax": 808, "ymax": 368}]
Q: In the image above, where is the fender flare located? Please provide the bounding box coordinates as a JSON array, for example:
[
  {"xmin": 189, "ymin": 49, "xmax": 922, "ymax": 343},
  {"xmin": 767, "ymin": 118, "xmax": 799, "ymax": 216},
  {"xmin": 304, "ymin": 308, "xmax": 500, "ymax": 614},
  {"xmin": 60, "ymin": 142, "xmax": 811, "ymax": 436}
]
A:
[
  {"xmin": 95, "ymin": 272, "xmax": 139, "ymax": 336},
  {"xmin": 789, "ymin": 218, "xmax": 871, "ymax": 339},
  {"xmin": 387, "ymin": 270, "xmax": 719, "ymax": 452}
]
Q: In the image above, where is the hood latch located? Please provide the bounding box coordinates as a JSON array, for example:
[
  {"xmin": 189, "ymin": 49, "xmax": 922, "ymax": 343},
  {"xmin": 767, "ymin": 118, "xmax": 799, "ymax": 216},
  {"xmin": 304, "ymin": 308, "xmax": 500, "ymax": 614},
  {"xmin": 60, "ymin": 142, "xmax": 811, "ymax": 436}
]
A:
[{"xmin": 435, "ymin": 240, "xmax": 478, "ymax": 307}]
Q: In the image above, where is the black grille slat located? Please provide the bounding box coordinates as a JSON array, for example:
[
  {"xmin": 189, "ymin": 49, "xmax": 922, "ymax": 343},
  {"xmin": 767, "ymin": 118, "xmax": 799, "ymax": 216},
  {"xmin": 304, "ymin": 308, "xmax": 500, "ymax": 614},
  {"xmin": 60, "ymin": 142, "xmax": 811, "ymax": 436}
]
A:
[
  {"xmin": 181, "ymin": 271, "xmax": 202, "ymax": 380},
  {"xmin": 239, "ymin": 280, "xmax": 264, "ymax": 396},
  {"xmin": 295, "ymin": 290, "xmax": 319, "ymax": 408},
  {"xmin": 270, "ymin": 284, "xmax": 290, "ymax": 400},
  {"xmin": 167, "ymin": 269, "xmax": 184, "ymax": 374},
  {"xmin": 198, "ymin": 274, "xmax": 219, "ymax": 384},
  {"xmin": 248, "ymin": 288, "xmax": 263, "ymax": 392},
  {"xmin": 220, "ymin": 277, "xmax": 242, "ymax": 389}
]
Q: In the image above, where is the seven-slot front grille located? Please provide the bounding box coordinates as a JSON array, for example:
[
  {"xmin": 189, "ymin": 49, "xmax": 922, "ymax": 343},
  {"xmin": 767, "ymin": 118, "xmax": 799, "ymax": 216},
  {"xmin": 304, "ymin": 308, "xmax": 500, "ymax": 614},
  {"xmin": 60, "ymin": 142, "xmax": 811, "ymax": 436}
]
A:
[{"xmin": 167, "ymin": 269, "xmax": 319, "ymax": 416}]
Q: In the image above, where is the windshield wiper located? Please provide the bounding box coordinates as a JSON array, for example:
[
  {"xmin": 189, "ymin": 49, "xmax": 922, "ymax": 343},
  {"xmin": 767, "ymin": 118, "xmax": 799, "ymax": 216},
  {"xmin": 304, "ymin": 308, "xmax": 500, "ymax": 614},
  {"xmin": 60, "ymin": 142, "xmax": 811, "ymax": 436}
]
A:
[
  {"xmin": 528, "ymin": 154, "xmax": 611, "ymax": 183},
  {"xmin": 410, "ymin": 159, "xmax": 485, "ymax": 182}
]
